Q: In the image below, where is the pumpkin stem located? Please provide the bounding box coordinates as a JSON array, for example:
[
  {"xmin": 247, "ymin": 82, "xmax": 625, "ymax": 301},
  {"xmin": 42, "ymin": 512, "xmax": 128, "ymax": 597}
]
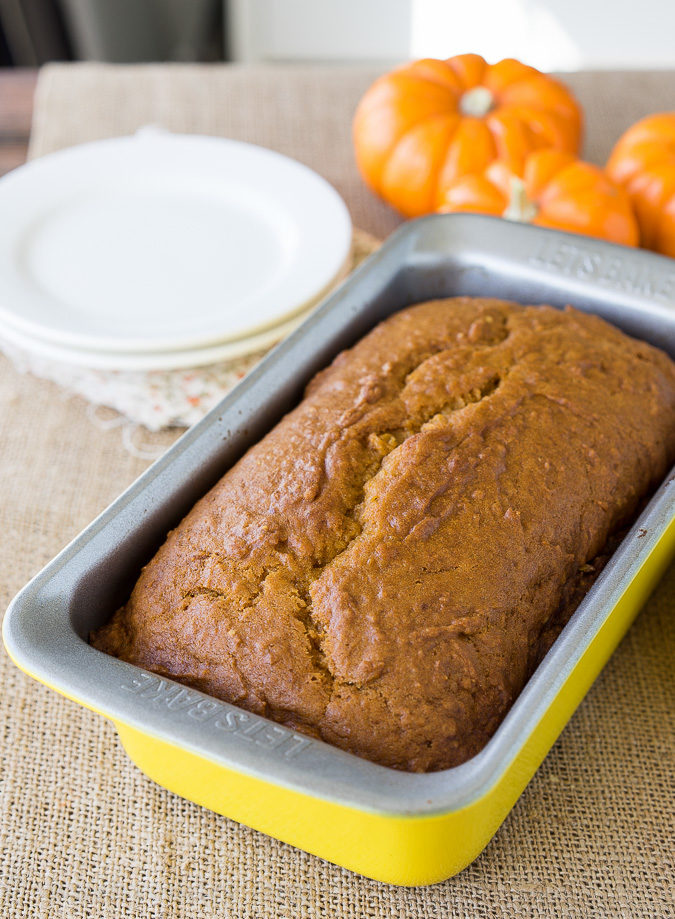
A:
[
  {"xmin": 459, "ymin": 86, "xmax": 494, "ymax": 117},
  {"xmin": 502, "ymin": 176, "xmax": 538, "ymax": 223}
]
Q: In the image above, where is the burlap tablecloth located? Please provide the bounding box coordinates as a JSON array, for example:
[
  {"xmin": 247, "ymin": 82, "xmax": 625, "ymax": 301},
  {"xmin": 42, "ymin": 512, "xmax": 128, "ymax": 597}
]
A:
[{"xmin": 1, "ymin": 64, "xmax": 674, "ymax": 918}]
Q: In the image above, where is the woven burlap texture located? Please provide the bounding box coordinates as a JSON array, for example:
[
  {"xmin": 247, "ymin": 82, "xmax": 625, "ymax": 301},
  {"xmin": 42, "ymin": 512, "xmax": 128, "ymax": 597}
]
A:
[{"xmin": 1, "ymin": 64, "xmax": 674, "ymax": 918}]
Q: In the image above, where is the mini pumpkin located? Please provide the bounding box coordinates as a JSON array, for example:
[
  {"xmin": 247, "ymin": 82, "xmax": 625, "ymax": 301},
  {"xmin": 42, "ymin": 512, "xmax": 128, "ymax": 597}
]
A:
[
  {"xmin": 353, "ymin": 53, "xmax": 582, "ymax": 218},
  {"xmin": 606, "ymin": 113, "xmax": 675, "ymax": 256},
  {"xmin": 438, "ymin": 149, "xmax": 639, "ymax": 247}
]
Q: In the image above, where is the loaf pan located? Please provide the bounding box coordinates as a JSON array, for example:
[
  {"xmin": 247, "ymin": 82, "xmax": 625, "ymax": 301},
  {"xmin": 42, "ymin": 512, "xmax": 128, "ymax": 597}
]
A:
[{"xmin": 5, "ymin": 215, "xmax": 675, "ymax": 886}]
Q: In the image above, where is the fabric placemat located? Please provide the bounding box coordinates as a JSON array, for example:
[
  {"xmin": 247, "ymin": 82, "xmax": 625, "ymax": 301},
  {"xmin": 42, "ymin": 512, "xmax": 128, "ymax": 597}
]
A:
[{"xmin": 0, "ymin": 63, "xmax": 674, "ymax": 919}]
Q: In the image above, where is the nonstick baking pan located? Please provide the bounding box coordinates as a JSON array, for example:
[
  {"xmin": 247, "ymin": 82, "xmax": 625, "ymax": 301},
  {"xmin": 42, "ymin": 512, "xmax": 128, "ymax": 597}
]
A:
[{"xmin": 5, "ymin": 215, "xmax": 675, "ymax": 886}]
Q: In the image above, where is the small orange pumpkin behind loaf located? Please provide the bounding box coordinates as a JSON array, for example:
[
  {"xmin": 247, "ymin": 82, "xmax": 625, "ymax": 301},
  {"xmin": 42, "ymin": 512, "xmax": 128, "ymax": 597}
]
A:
[{"xmin": 353, "ymin": 53, "xmax": 582, "ymax": 217}]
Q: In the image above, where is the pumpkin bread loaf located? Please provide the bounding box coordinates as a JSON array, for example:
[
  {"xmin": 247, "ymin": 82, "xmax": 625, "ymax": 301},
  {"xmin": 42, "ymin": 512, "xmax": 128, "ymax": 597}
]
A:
[{"xmin": 92, "ymin": 298, "xmax": 675, "ymax": 772}]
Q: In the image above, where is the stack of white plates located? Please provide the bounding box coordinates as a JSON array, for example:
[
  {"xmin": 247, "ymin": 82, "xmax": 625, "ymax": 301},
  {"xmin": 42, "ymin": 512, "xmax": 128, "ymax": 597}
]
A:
[{"xmin": 0, "ymin": 130, "xmax": 353, "ymax": 371}]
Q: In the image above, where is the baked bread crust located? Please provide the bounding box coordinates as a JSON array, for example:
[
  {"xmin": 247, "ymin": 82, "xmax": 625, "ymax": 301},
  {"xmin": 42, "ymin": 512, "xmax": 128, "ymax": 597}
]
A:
[{"xmin": 93, "ymin": 298, "xmax": 675, "ymax": 772}]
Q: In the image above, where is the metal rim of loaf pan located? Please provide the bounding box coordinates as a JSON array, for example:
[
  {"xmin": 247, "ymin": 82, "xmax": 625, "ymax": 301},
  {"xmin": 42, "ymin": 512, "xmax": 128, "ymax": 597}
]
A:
[{"xmin": 4, "ymin": 214, "xmax": 675, "ymax": 886}]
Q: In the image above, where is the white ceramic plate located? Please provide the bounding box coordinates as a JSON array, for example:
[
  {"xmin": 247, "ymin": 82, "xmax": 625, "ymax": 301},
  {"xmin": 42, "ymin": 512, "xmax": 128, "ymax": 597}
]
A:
[
  {"xmin": 0, "ymin": 301, "xmax": 322, "ymax": 371},
  {"xmin": 0, "ymin": 130, "xmax": 352, "ymax": 354}
]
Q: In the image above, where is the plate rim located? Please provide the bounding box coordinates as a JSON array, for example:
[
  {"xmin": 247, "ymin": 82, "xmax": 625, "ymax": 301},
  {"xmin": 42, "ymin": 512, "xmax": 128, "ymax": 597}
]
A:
[{"xmin": 0, "ymin": 254, "xmax": 351, "ymax": 371}]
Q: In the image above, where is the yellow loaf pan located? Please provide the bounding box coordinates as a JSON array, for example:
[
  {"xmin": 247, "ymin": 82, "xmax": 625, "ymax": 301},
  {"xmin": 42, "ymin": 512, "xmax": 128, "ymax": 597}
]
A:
[{"xmin": 5, "ymin": 215, "xmax": 675, "ymax": 886}]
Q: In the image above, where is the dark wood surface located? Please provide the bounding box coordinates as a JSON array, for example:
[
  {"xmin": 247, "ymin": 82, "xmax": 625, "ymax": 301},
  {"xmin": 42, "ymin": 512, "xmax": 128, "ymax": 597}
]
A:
[{"xmin": 0, "ymin": 69, "xmax": 37, "ymax": 175}]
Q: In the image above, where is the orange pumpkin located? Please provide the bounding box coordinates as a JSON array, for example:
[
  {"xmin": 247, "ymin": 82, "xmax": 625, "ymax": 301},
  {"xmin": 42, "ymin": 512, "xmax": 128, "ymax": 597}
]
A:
[
  {"xmin": 353, "ymin": 53, "xmax": 582, "ymax": 218},
  {"xmin": 438, "ymin": 149, "xmax": 639, "ymax": 247},
  {"xmin": 606, "ymin": 113, "xmax": 675, "ymax": 256}
]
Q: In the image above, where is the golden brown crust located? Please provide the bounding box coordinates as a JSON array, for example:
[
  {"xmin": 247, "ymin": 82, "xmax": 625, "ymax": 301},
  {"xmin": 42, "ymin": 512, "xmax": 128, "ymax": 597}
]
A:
[{"xmin": 93, "ymin": 298, "xmax": 675, "ymax": 772}]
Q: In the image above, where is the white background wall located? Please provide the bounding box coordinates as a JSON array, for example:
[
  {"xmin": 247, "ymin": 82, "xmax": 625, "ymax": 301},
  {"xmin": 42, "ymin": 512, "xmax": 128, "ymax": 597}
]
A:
[
  {"xmin": 228, "ymin": 0, "xmax": 411, "ymax": 64},
  {"xmin": 228, "ymin": 0, "xmax": 675, "ymax": 70}
]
